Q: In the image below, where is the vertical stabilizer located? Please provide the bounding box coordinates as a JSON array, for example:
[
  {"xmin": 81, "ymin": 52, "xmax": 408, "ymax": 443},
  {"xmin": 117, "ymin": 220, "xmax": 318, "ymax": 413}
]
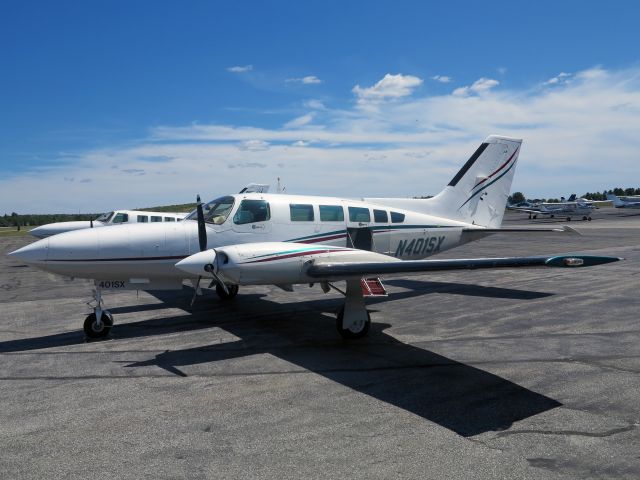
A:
[{"xmin": 426, "ymin": 135, "xmax": 522, "ymax": 227}]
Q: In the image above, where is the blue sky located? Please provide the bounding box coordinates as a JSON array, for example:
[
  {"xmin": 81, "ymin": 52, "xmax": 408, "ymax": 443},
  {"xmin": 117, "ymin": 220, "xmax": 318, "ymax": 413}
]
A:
[{"xmin": 1, "ymin": 0, "xmax": 640, "ymax": 212}]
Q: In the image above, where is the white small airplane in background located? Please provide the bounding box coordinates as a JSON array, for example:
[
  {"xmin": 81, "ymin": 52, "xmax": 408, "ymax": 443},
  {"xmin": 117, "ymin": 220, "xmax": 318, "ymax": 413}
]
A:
[
  {"xmin": 30, "ymin": 209, "xmax": 188, "ymax": 239},
  {"xmin": 9, "ymin": 135, "xmax": 620, "ymax": 340},
  {"xmin": 607, "ymin": 193, "xmax": 640, "ymax": 209},
  {"xmin": 514, "ymin": 194, "xmax": 609, "ymax": 221}
]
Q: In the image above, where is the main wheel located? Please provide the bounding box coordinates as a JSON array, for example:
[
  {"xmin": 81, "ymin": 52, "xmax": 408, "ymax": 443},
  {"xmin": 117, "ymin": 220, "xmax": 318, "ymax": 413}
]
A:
[
  {"xmin": 588, "ymin": 216, "xmax": 592, "ymax": 221},
  {"xmin": 83, "ymin": 312, "xmax": 113, "ymax": 338},
  {"xmin": 216, "ymin": 283, "xmax": 239, "ymax": 300},
  {"xmin": 336, "ymin": 306, "xmax": 371, "ymax": 339},
  {"xmin": 566, "ymin": 217, "xmax": 571, "ymax": 221},
  {"xmin": 550, "ymin": 214, "xmax": 555, "ymax": 218},
  {"xmin": 582, "ymin": 216, "xmax": 588, "ymax": 221}
]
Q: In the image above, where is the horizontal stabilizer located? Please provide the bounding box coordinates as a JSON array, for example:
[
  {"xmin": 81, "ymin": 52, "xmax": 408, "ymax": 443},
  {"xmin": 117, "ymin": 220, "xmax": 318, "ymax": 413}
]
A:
[
  {"xmin": 463, "ymin": 225, "xmax": 580, "ymax": 235},
  {"xmin": 307, "ymin": 255, "xmax": 621, "ymax": 278}
]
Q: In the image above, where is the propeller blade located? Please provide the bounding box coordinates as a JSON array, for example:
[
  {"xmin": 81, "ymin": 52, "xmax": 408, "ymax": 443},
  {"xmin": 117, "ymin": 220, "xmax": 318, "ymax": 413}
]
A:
[
  {"xmin": 205, "ymin": 263, "xmax": 229, "ymax": 295},
  {"xmin": 196, "ymin": 194, "xmax": 207, "ymax": 252},
  {"xmin": 190, "ymin": 276, "xmax": 202, "ymax": 306}
]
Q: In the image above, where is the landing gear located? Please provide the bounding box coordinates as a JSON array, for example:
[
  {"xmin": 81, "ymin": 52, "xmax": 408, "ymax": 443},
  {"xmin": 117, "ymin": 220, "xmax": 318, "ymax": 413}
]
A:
[
  {"xmin": 533, "ymin": 215, "xmax": 537, "ymax": 219},
  {"xmin": 335, "ymin": 278, "xmax": 370, "ymax": 340},
  {"xmin": 588, "ymin": 216, "xmax": 592, "ymax": 221},
  {"xmin": 84, "ymin": 288, "xmax": 112, "ymax": 338},
  {"xmin": 566, "ymin": 217, "xmax": 571, "ymax": 221},
  {"xmin": 336, "ymin": 306, "xmax": 370, "ymax": 339},
  {"xmin": 83, "ymin": 312, "xmax": 113, "ymax": 338},
  {"xmin": 216, "ymin": 283, "xmax": 239, "ymax": 300},
  {"xmin": 582, "ymin": 216, "xmax": 588, "ymax": 221},
  {"xmin": 550, "ymin": 214, "xmax": 555, "ymax": 218}
]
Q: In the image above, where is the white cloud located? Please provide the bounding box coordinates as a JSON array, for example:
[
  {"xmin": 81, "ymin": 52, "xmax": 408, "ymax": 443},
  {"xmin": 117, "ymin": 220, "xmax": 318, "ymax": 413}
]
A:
[
  {"xmin": 3, "ymin": 66, "xmax": 640, "ymax": 212},
  {"xmin": 227, "ymin": 65, "xmax": 253, "ymax": 73},
  {"xmin": 237, "ymin": 139, "xmax": 269, "ymax": 151},
  {"xmin": 284, "ymin": 113, "xmax": 315, "ymax": 129},
  {"xmin": 431, "ymin": 75, "xmax": 451, "ymax": 83},
  {"xmin": 304, "ymin": 99, "xmax": 326, "ymax": 110},
  {"xmin": 452, "ymin": 77, "xmax": 500, "ymax": 96},
  {"xmin": 353, "ymin": 73, "xmax": 423, "ymax": 105},
  {"xmin": 286, "ymin": 75, "xmax": 322, "ymax": 85},
  {"xmin": 544, "ymin": 72, "xmax": 571, "ymax": 85}
]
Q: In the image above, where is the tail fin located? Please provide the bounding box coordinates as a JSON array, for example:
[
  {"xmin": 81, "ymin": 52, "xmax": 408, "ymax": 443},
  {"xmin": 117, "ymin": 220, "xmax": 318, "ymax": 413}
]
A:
[
  {"xmin": 365, "ymin": 135, "xmax": 522, "ymax": 227},
  {"xmin": 606, "ymin": 193, "xmax": 623, "ymax": 207},
  {"xmin": 425, "ymin": 135, "xmax": 522, "ymax": 227},
  {"xmin": 567, "ymin": 194, "xmax": 577, "ymax": 202}
]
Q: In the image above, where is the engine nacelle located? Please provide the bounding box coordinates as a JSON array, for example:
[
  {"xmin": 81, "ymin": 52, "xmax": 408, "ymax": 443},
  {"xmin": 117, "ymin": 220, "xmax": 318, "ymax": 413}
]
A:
[{"xmin": 176, "ymin": 242, "xmax": 395, "ymax": 286}]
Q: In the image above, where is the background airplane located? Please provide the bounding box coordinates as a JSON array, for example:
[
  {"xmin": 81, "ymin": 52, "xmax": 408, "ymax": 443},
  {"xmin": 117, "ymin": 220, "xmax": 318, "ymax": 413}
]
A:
[
  {"xmin": 511, "ymin": 194, "xmax": 609, "ymax": 221},
  {"xmin": 29, "ymin": 209, "xmax": 188, "ymax": 238},
  {"xmin": 9, "ymin": 135, "xmax": 620, "ymax": 340},
  {"xmin": 607, "ymin": 193, "xmax": 640, "ymax": 209}
]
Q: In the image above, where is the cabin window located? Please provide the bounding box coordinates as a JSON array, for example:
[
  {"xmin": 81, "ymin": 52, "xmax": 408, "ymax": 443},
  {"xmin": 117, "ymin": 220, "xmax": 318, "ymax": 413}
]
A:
[
  {"xmin": 112, "ymin": 213, "xmax": 128, "ymax": 224},
  {"xmin": 373, "ymin": 209, "xmax": 388, "ymax": 223},
  {"xmin": 164, "ymin": 217, "xmax": 175, "ymax": 222},
  {"xmin": 289, "ymin": 204, "xmax": 314, "ymax": 221},
  {"xmin": 390, "ymin": 211, "xmax": 405, "ymax": 223},
  {"xmin": 137, "ymin": 215, "xmax": 148, "ymax": 223},
  {"xmin": 233, "ymin": 199, "xmax": 271, "ymax": 225},
  {"xmin": 151, "ymin": 216, "xmax": 162, "ymax": 223},
  {"xmin": 348, "ymin": 206, "xmax": 370, "ymax": 223},
  {"xmin": 319, "ymin": 205, "xmax": 344, "ymax": 222}
]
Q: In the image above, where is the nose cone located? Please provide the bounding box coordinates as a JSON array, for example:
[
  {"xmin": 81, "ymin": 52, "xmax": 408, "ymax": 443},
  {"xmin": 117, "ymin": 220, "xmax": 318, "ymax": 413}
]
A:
[
  {"xmin": 175, "ymin": 250, "xmax": 216, "ymax": 277},
  {"xmin": 29, "ymin": 226, "xmax": 49, "ymax": 239},
  {"xmin": 8, "ymin": 239, "xmax": 49, "ymax": 264}
]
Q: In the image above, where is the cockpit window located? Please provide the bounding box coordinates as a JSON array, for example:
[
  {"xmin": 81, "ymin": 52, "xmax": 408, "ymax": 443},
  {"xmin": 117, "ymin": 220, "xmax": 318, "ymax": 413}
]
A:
[
  {"xmin": 233, "ymin": 200, "xmax": 271, "ymax": 225},
  {"xmin": 95, "ymin": 211, "xmax": 114, "ymax": 223},
  {"xmin": 112, "ymin": 213, "xmax": 128, "ymax": 224},
  {"xmin": 185, "ymin": 196, "xmax": 235, "ymax": 225}
]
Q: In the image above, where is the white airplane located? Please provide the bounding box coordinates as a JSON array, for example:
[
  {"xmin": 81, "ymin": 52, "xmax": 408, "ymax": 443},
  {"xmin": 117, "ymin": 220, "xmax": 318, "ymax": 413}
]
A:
[
  {"xmin": 9, "ymin": 135, "xmax": 620, "ymax": 340},
  {"xmin": 515, "ymin": 194, "xmax": 607, "ymax": 221},
  {"xmin": 606, "ymin": 193, "xmax": 640, "ymax": 209},
  {"xmin": 29, "ymin": 209, "xmax": 188, "ymax": 239}
]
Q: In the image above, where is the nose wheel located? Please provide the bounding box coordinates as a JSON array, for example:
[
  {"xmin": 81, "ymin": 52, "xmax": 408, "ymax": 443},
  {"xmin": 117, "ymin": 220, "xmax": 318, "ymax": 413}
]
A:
[
  {"xmin": 84, "ymin": 287, "xmax": 113, "ymax": 339},
  {"xmin": 84, "ymin": 312, "xmax": 113, "ymax": 338}
]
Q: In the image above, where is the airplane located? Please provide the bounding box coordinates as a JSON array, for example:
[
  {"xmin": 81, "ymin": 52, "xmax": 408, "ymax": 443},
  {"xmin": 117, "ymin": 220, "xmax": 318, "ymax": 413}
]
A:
[
  {"xmin": 606, "ymin": 193, "xmax": 640, "ymax": 209},
  {"xmin": 28, "ymin": 184, "xmax": 270, "ymax": 239},
  {"xmin": 29, "ymin": 209, "xmax": 188, "ymax": 239},
  {"xmin": 512, "ymin": 194, "xmax": 608, "ymax": 221},
  {"xmin": 8, "ymin": 135, "xmax": 621, "ymax": 340}
]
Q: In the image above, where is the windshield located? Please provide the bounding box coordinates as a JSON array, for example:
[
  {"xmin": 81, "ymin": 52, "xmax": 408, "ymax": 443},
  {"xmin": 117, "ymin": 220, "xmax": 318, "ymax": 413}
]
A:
[
  {"xmin": 186, "ymin": 196, "xmax": 235, "ymax": 225},
  {"xmin": 94, "ymin": 211, "xmax": 114, "ymax": 223}
]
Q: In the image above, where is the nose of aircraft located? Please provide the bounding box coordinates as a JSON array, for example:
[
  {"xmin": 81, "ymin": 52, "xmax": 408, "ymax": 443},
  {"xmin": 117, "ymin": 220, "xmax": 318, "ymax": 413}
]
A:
[
  {"xmin": 8, "ymin": 238, "xmax": 49, "ymax": 264},
  {"xmin": 28, "ymin": 225, "xmax": 49, "ymax": 239},
  {"xmin": 175, "ymin": 250, "xmax": 216, "ymax": 277}
]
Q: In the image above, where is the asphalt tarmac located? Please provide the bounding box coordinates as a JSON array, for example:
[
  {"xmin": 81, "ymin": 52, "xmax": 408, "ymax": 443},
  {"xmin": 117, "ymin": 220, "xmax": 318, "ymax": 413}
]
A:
[{"xmin": 1, "ymin": 208, "xmax": 639, "ymax": 479}]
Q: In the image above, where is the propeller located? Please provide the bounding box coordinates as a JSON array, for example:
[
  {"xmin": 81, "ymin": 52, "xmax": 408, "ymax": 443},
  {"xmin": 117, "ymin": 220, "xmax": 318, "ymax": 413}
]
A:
[{"xmin": 190, "ymin": 195, "xmax": 229, "ymax": 304}]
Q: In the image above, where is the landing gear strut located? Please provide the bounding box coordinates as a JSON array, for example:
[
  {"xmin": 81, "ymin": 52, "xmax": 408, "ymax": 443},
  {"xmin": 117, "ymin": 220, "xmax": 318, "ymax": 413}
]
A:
[
  {"xmin": 84, "ymin": 288, "xmax": 112, "ymax": 338},
  {"xmin": 335, "ymin": 278, "xmax": 371, "ymax": 339}
]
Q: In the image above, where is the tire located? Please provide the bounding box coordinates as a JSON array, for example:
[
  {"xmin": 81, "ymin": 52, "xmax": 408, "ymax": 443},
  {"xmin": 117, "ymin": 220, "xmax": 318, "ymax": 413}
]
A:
[
  {"xmin": 582, "ymin": 216, "xmax": 588, "ymax": 221},
  {"xmin": 83, "ymin": 312, "xmax": 113, "ymax": 338},
  {"xmin": 567, "ymin": 217, "xmax": 571, "ymax": 221},
  {"xmin": 588, "ymin": 217, "xmax": 592, "ymax": 221},
  {"xmin": 550, "ymin": 214, "xmax": 554, "ymax": 218},
  {"xmin": 216, "ymin": 283, "xmax": 239, "ymax": 300},
  {"xmin": 336, "ymin": 306, "xmax": 371, "ymax": 339}
]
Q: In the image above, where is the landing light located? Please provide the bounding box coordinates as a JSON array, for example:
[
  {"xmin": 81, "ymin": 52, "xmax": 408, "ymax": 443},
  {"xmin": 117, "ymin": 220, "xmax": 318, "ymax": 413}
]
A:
[{"xmin": 563, "ymin": 257, "xmax": 584, "ymax": 267}]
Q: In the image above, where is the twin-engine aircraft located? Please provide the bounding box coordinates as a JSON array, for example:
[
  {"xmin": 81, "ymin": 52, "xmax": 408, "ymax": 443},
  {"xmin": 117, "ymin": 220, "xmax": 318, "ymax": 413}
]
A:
[
  {"xmin": 30, "ymin": 209, "xmax": 188, "ymax": 239},
  {"xmin": 9, "ymin": 135, "xmax": 620, "ymax": 339}
]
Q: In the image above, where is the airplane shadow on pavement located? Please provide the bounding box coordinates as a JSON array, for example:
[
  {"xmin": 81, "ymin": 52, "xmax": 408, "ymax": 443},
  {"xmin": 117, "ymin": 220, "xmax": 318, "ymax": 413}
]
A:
[{"xmin": 0, "ymin": 284, "xmax": 561, "ymax": 437}]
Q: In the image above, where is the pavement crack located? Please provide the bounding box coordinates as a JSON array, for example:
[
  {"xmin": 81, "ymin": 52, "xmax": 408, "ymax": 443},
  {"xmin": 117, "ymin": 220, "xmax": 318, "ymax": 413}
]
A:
[{"xmin": 494, "ymin": 422, "xmax": 638, "ymax": 439}]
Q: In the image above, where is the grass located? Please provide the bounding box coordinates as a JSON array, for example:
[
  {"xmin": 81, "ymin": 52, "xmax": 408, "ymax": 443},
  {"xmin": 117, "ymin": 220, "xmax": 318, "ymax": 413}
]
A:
[{"xmin": 0, "ymin": 227, "xmax": 33, "ymax": 237}]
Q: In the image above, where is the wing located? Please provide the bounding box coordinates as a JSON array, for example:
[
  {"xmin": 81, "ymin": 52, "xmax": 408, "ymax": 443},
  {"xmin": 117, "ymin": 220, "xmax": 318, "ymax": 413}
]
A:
[{"xmin": 307, "ymin": 254, "xmax": 621, "ymax": 279}]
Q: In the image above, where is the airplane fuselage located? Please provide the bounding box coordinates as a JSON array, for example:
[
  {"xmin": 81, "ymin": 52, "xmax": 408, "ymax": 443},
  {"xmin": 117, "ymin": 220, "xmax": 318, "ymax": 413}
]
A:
[{"xmin": 15, "ymin": 193, "xmax": 481, "ymax": 286}]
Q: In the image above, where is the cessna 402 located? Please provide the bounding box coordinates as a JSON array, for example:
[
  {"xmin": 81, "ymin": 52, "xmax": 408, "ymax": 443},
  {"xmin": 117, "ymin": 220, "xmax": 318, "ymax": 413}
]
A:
[{"xmin": 9, "ymin": 135, "xmax": 620, "ymax": 339}]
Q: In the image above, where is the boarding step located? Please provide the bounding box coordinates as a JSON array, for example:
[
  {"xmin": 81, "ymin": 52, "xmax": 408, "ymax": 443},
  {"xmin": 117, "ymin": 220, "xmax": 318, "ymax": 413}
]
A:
[{"xmin": 360, "ymin": 277, "xmax": 388, "ymax": 297}]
